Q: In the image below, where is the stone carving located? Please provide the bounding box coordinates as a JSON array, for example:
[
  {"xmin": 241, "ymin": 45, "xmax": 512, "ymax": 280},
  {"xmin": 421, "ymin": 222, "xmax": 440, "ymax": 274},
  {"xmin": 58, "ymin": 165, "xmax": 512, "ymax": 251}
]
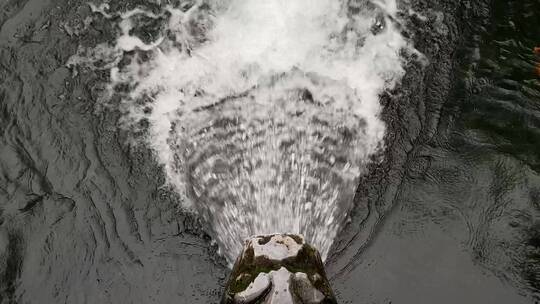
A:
[{"xmin": 221, "ymin": 234, "xmax": 337, "ymax": 304}]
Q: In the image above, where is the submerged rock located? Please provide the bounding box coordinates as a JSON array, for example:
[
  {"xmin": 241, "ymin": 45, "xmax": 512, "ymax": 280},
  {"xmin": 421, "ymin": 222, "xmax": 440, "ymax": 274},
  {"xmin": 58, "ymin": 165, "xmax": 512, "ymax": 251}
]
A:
[{"xmin": 222, "ymin": 234, "xmax": 337, "ymax": 304}]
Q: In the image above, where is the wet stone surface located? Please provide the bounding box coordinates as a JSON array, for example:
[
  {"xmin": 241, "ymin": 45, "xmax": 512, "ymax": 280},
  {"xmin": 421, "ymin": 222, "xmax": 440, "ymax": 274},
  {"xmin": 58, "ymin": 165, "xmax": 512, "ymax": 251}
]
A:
[{"xmin": 222, "ymin": 234, "xmax": 336, "ymax": 304}]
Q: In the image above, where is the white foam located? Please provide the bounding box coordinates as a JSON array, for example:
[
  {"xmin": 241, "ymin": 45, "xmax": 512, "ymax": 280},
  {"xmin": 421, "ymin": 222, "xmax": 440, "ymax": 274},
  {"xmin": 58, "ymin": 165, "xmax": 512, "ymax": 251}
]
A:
[{"xmin": 69, "ymin": 0, "xmax": 415, "ymax": 264}]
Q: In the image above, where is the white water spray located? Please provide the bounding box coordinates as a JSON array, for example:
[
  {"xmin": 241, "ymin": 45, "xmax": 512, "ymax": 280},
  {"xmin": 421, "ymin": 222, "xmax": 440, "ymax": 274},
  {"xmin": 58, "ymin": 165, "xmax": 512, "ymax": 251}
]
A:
[{"xmin": 70, "ymin": 0, "xmax": 414, "ymax": 264}]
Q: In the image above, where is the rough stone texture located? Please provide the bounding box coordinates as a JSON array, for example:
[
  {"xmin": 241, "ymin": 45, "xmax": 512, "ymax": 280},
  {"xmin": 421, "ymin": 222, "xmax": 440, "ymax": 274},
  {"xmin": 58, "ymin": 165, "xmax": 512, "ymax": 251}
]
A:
[
  {"xmin": 222, "ymin": 234, "xmax": 336, "ymax": 304},
  {"xmin": 292, "ymin": 273, "xmax": 325, "ymax": 304},
  {"xmin": 234, "ymin": 272, "xmax": 271, "ymax": 303}
]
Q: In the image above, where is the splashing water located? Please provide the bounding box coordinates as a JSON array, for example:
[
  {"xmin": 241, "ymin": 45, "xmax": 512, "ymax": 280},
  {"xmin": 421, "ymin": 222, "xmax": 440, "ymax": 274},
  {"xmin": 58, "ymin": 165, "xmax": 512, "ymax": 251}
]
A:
[{"xmin": 70, "ymin": 0, "xmax": 414, "ymax": 263}]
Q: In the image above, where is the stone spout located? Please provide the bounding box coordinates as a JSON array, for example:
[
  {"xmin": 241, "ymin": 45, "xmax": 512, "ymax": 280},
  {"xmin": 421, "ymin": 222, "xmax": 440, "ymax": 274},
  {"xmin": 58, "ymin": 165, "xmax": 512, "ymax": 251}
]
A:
[{"xmin": 221, "ymin": 234, "xmax": 338, "ymax": 304}]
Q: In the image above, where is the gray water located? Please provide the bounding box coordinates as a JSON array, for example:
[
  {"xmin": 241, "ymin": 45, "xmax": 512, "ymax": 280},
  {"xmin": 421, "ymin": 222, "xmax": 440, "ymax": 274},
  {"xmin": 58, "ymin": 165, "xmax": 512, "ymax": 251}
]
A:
[
  {"xmin": 0, "ymin": 0, "xmax": 539, "ymax": 303},
  {"xmin": 72, "ymin": 0, "xmax": 408, "ymax": 265}
]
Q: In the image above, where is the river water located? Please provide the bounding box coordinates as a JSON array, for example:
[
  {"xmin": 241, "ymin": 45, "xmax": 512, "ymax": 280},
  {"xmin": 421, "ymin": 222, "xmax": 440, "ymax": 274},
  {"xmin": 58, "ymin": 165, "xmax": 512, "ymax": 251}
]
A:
[{"xmin": 0, "ymin": 0, "xmax": 538, "ymax": 303}]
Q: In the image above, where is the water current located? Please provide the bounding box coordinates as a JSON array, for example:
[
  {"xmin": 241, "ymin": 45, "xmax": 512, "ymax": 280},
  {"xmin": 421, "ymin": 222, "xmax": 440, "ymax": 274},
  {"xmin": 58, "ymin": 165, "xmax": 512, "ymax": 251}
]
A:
[
  {"xmin": 68, "ymin": 0, "xmax": 416, "ymax": 263},
  {"xmin": 0, "ymin": 0, "xmax": 538, "ymax": 303}
]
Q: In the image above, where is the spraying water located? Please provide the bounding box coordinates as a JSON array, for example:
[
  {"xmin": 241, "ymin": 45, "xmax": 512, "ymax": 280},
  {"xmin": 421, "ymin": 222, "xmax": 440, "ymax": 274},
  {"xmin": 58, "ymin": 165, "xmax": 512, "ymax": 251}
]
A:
[{"xmin": 69, "ymin": 0, "xmax": 413, "ymax": 264}]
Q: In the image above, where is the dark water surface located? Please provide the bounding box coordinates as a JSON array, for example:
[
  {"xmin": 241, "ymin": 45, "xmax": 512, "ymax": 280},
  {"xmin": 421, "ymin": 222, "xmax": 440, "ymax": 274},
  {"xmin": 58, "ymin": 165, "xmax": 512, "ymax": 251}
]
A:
[{"xmin": 0, "ymin": 0, "xmax": 539, "ymax": 303}]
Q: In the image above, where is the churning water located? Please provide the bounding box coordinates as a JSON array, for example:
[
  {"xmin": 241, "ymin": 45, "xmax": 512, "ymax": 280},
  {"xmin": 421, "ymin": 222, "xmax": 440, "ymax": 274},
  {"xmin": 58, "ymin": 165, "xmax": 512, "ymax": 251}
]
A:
[{"xmin": 70, "ymin": 0, "xmax": 415, "ymax": 263}]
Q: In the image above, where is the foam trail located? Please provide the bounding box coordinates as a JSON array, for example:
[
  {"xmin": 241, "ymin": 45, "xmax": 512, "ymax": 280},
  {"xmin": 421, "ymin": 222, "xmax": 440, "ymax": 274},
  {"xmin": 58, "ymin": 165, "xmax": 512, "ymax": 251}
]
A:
[{"xmin": 71, "ymin": 0, "xmax": 413, "ymax": 263}]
